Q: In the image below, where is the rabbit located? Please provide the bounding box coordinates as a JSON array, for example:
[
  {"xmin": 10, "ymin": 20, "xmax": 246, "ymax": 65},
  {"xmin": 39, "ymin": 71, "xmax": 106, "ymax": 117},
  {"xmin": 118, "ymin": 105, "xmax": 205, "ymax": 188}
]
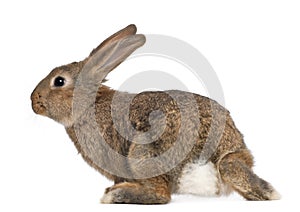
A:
[{"xmin": 31, "ymin": 24, "xmax": 280, "ymax": 204}]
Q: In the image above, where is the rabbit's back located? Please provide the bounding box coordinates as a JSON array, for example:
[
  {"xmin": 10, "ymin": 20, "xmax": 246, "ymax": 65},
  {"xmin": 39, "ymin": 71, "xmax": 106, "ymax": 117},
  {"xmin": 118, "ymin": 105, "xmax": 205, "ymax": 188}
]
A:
[{"xmin": 123, "ymin": 89, "xmax": 247, "ymax": 160}]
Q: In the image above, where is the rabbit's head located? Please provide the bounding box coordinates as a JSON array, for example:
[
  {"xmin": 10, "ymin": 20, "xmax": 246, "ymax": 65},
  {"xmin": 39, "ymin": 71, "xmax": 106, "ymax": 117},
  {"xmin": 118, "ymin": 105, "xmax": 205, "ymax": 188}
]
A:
[{"xmin": 31, "ymin": 24, "xmax": 145, "ymax": 126}]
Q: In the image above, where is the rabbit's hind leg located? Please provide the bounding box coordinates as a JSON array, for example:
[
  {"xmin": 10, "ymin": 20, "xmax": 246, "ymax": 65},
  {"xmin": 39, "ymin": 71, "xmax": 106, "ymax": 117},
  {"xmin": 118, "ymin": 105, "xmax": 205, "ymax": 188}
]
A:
[
  {"xmin": 101, "ymin": 177, "xmax": 171, "ymax": 204},
  {"xmin": 218, "ymin": 151, "xmax": 280, "ymax": 200}
]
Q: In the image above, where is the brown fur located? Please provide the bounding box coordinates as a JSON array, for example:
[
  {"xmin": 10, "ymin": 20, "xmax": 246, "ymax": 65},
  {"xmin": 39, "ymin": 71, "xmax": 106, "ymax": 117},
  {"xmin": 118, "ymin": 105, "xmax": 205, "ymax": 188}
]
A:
[{"xmin": 31, "ymin": 24, "xmax": 280, "ymax": 204}]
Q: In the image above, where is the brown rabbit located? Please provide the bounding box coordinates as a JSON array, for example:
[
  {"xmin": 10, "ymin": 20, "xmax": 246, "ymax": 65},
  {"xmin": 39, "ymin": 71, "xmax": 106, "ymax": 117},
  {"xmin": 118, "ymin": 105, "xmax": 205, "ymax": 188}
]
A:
[{"xmin": 31, "ymin": 24, "xmax": 280, "ymax": 204}]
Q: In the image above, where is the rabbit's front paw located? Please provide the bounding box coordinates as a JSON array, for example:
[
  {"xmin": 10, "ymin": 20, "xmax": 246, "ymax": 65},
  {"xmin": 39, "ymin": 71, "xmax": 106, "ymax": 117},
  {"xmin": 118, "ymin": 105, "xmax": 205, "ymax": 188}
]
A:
[
  {"xmin": 101, "ymin": 182, "xmax": 140, "ymax": 204},
  {"xmin": 100, "ymin": 181, "xmax": 170, "ymax": 204},
  {"xmin": 101, "ymin": 188, "xmax": 124, "ymax": 204}
]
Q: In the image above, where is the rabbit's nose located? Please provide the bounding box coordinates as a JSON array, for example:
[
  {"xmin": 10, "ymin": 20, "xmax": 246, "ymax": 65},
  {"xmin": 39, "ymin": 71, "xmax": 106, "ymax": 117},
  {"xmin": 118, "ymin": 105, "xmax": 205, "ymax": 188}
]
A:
[
  {"xmin": 31, "ymin": 91, "xmax": 47, "ymax": 115},
  {"xmin": 31, "ymin": 90, "xmax": 40, "ymax": 102}
]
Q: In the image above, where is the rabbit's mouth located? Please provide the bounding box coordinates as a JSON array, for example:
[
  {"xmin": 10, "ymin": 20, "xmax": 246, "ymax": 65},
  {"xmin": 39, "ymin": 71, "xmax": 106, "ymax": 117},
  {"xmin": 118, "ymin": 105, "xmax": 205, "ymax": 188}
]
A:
[{"xmin": 32, "ymin": 101, "xmax": 47, "ymax": 115}]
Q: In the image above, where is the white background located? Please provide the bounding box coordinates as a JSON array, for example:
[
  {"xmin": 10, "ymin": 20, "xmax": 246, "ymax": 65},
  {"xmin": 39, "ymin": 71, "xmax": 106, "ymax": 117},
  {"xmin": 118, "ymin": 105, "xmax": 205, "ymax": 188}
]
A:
[{"xmin": 0, "ymin": 0, "xmax": 299, "ymax": 211}]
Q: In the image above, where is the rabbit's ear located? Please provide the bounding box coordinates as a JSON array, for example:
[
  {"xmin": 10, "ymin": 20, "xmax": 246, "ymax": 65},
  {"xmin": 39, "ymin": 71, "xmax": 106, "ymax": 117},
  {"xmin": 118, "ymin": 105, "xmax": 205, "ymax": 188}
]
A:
[
  {"xmin": 89, "ymin": 24, "xmax": 137, "ymax": 57},
  {"xmin": 82, "ymin": 26, "xmax": 145, "ymax": 84}
]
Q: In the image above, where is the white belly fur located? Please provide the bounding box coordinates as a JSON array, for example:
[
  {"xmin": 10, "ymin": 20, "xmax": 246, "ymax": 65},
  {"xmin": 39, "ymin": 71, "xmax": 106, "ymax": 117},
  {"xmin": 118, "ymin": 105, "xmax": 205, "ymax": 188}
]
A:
[{"xmin": 177, "ymin": 161, "xmax": 222, "ymax": 196}]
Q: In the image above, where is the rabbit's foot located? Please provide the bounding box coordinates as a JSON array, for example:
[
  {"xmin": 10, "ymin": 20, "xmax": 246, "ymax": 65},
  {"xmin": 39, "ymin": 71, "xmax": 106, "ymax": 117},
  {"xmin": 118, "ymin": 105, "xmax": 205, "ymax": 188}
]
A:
[
  {"xmin": 101, "ymin": 180, "xmax": 170, "ymax": 204},
  {"xmin": 219, "ymin": 151, "xmax": 281, "ymax": 200}
]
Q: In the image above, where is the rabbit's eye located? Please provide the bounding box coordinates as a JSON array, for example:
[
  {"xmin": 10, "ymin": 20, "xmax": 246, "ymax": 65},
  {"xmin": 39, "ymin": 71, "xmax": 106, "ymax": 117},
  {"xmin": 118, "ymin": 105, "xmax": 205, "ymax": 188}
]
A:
[{"xmin": 53, "ymin": 76, "xmax": 66, "ymax": 87}]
